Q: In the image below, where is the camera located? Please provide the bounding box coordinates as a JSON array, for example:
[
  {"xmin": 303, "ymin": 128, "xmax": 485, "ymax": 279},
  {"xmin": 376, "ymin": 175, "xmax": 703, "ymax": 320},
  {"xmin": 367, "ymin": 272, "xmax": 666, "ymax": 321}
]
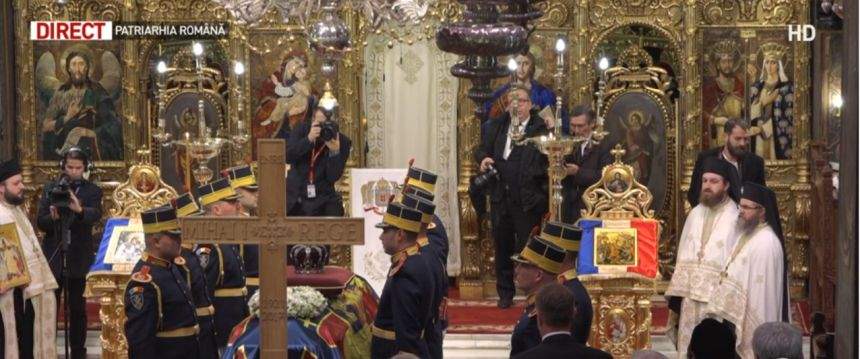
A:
[
  {"xmin": 320, "ymin": 120, "xmax": 339, "ymax": 142},
  {"xmin": 49, "ymin": 176, "xmax": 72, "ymax": 209},
  {"xmin": 474, "ymin": 165, "xmax": 499, "ymax": 188}
]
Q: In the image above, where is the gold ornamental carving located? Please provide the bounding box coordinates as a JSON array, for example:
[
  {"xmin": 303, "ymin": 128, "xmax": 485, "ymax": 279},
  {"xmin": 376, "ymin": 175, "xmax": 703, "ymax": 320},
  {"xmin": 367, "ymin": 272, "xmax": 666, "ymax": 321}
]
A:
[
  {"xmin": 581, "ymin": 145, "xmax": 656, "ymax": 220},
  {"xmin": 699, "ymin": 0, "xmax": 797, "ymax": 25},
  {"xmin": 109, "ymin": 164, "xmax": 178, "ymax": 218}
]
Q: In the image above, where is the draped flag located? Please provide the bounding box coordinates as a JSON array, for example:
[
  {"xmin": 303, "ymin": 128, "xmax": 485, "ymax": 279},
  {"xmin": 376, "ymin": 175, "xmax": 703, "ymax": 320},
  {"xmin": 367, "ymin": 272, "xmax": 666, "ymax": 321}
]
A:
[{"xmin": 576, "ymin": 218, "xmax": 659, "ymax": 278}]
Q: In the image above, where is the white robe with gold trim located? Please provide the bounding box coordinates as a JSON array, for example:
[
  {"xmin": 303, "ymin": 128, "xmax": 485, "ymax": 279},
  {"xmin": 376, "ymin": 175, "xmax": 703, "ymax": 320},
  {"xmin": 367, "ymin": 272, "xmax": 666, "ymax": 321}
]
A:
[
  {"xmin": 0, "ymin": 202, "xmax": 58, "ymax": 359},
  {"xmin": 707, "ymin": 224, "xmax": 786, "ymax": 359},
  {"xmin": 666, "ymin": 199, "xmax": 739, "ymax": 358}
]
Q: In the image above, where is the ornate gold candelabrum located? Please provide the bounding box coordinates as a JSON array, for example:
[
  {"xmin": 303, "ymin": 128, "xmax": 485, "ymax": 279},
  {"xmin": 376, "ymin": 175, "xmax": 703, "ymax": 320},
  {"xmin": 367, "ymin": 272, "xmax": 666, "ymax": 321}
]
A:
[{"xmin": 151, "ymin": 43, "xmax": 249, "ymax": 184}]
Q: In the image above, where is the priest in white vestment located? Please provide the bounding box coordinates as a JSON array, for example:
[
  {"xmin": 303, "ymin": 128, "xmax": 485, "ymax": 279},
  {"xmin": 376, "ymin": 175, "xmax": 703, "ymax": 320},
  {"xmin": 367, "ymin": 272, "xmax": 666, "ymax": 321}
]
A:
[
  {"xmin": 707, "ymin": 181, "xmax": 790, "ymax": 359},
  {"xmin": 666, "ymin": 158, "xmax": 740, "ymax": 358},
  {"xmin": 0, "ymin": 160, "xmax": 58, "ymax": 359}
]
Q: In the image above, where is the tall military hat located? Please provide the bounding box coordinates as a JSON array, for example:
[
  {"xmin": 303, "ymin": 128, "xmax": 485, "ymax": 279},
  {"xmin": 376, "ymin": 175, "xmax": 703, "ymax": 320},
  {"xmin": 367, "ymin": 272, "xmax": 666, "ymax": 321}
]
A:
[
  {"xmin": 375, "ymin": 202, "xmax": 423, "ymax": 234},
  {"xmin": 540, "ymin": 221, "xmax": 581, "ymax": 253},
  {"xmin": 222, "ymin": 164, "xmax": 258, "ymax": 190},
  {"xmin": 511, "ymin": 236, "xmax": 566, "ymax": 274},
  {"xmin": 406, "ymin": 167, "xmax": 438, "ymax": 193},
  {"xmin": 196, "ymin": 178, "xmax": 240, "ymax": 206},
  {"xmin": 400, "ymin": 193, "xmax": 436, "ymax": 225},
  {"xmin": 171, "ymin": 192, "xmax": 203, "ymax": 217},
  {"xmin": 0, "ymin": 159, "xmax": 21, "ymax": 183},
  {"xmin": 141, "ymin": 205, "xmax": 181, "ymax": 235},
  {"xmin": 403, "ymin": 184, "xmax": 435, "ymax": 202}
]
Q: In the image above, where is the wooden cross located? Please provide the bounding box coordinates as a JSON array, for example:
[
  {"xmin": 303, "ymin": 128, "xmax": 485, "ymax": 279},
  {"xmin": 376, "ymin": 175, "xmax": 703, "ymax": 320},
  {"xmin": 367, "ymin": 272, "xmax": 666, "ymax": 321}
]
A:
[{"xmin": 179, "ymin": 139, "xmax": 365, "ymax": 358}]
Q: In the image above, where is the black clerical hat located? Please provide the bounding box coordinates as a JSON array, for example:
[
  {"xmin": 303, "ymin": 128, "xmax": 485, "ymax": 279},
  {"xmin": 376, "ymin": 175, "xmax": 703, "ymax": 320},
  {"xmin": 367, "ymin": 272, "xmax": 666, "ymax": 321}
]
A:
[
  {"xmin": 141, "ymin": 205, "xmax": 181, "ymax": 235},
  {"xmin": 701, "ymin": 157, "xmax": 740, "ymax": 202},
  {"xmin": 512, "ymin": 236, "xmax": 566, "ymax": 274},
  {"xmin": 375, "ymin": 202, "xmax": 423, "ymax": 234},
  {"xmin": 0, "ymin": 159, "xmax": 21, "ymax": 183},
  {"xmin": 222, "ymin": 164, "xmax": 258, "ymax": 190},
  {"xmin": 540, "ymin": 221, "xmax": 581, "ymax": 253},
  {"xmin": 741, "ymin": 182, "xmax": 783, "ymax": 242},
  {"xmin": 196, "ymin": 178, "xmax": 240, "ymax": 206},
  {"xmin": 406, "ymin": 167, "xmax": 437, "ymax": 193},
  {"xmin": 171, "ymin": 192, "xmax": 203, "ymax": 217},
  {"xmin": 400, "ymin": 193, "xmax": 436, "ymax": 225}
]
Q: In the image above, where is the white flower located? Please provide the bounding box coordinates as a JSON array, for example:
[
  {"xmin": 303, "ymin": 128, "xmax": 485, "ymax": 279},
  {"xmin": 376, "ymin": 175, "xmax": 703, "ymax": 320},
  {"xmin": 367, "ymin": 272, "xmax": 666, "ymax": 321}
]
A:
[{"xmin": 247, "ymin": 286, "xmax": 328, "ymax": 319}]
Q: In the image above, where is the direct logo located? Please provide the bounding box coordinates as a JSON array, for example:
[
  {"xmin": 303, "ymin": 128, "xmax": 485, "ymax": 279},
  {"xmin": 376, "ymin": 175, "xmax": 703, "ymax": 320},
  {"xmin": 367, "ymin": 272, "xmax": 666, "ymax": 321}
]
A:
[{"xmin": 30, "ymin": 21, "xmax": 113, "ymax": 41}]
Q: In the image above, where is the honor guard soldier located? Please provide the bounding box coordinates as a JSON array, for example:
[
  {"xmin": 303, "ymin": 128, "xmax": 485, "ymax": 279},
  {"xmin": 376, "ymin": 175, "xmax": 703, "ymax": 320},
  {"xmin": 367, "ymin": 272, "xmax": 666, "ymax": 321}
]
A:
[
  {"xmin": 222, "ymin": 164, "xmax": 261, "ymax": 297},
  {"xmin": 399, "ymin": 193, "xmax": 448, "ymax": 359},
  {"xmin": 540, "ymin": 221, "xmax": 593, "ymax": 343},
  {"xmin": 371, "ymin": 203, "xmax": 443, "ymax": 358},
  {"xmin": 195, "ymin": 178, "xmax": 250, "ymax": 348},
  {"xmin": 509, "ymin": 236, "xmax": 566, "ymax": 356},
  {"xmin": 124, "ymin": 205, "xmax": 200, "ymax": 359},
  {"xmin": 171, "ymin": 193, "xmax": 219, "ymax": 358}
]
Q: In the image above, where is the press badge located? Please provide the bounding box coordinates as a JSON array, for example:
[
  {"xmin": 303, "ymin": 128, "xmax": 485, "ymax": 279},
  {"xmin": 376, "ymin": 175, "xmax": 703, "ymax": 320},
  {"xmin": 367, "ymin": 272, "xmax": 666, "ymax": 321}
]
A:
[{"xmin": 307, "ymin": 184, "xmax": 317, "ymax": 198}]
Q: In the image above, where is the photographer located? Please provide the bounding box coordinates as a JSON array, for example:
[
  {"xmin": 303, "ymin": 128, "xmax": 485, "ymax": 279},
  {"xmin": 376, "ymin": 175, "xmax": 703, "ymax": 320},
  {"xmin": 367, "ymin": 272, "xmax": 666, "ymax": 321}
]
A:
[
  {"xmin": 36, "ymin": 147, "xmax": 102, "ymax": 359},
  {"xmin": 473, "ymin": 85, "xmax": 549, "ymax": 308},
  {"xmin": 286, "ymin": 105, "xmax": 352, "ymax": 216}
]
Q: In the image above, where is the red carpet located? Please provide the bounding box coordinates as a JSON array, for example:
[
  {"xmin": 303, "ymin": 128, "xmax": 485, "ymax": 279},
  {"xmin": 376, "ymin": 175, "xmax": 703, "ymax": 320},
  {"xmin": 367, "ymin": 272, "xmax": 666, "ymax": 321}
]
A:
[{"xmin": 445, "ymin": 296, "xmax": 670, "ymax": 334}]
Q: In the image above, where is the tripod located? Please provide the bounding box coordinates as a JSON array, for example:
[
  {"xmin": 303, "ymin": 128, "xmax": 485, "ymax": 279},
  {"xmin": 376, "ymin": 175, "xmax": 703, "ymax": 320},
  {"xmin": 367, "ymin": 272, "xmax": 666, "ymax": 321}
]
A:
[{"xmin": 52, "ymin": 210, "xmax": 74, "ymax": 359}]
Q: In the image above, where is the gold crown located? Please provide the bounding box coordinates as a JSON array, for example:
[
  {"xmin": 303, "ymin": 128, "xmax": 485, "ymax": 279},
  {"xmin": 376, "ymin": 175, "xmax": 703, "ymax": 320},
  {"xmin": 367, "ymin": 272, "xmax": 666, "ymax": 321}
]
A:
[
  {"xmin": 712, "ymin": 40, "xmax": 739, "ymax": 59},
  {"xmin": 759, "ymin": 42, "xmax": 788, "ymax": 61}
]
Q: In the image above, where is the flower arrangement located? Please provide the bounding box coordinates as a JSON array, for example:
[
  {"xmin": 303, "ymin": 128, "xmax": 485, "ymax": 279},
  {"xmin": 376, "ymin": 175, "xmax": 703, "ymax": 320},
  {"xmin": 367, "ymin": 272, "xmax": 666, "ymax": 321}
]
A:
[{"xmin": 247, "ymin": 286, "xmax": 329, "ymax": 320}]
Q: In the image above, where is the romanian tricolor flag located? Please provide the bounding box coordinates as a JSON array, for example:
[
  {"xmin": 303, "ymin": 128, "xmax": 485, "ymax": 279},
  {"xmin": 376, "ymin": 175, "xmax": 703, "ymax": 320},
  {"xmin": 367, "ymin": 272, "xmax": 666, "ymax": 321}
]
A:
[{"xmin": 576, "ymin": 218, "xmax": 660, "ymax": 278}]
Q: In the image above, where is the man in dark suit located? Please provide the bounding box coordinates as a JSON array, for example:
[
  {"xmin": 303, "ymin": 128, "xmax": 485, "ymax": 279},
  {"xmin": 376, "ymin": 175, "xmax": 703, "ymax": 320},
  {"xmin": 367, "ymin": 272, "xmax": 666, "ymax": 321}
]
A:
[
  {"xmin": 688, "ymin": 119, "xmax": 765, "ymax": 207},
  {"xmin": 36, "ymin": 147, "xmax": 102, "ymax": 359},
  {"xmin": 561, "ymin": 105, "xmax": 613, "ymax": 225},
  {"xmin": 513, "ymin": 283, "xmax": 611, "ymax": 359},
  {"xmin": 286, "ymin": 106, "xmax": 352, "ymax": 217},
  {"xmin": 474, "ymin": 85, "xmax": 550, "ymax": 308}
]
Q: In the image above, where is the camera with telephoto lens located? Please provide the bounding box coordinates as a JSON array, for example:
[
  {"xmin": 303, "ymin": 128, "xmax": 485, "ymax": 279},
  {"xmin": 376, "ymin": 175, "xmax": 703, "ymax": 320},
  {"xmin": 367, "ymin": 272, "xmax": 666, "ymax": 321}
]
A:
[
  {"xmin": 320, "ymin": 120, "xmax": 339, "ymax": 142},
  {"xmin": 474, "ymin": 164, "xmax": 499, "ymax": 188},
  {"xmin": 49, "ymin": 176, "xmax": 72, "ymax": 209}
]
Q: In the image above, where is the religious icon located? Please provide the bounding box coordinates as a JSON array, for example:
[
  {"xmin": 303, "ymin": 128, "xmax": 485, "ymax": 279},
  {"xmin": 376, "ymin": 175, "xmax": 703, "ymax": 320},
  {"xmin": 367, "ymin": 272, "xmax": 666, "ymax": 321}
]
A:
[
  {"xmin": 607, "ymin": 172, "xmax": 629, "ymax": 193},
  {"xmin": 482, "ymin": 45, "xmax": 557, "ymax": 121},
  {"xmin": 618, "ymin": 111, "xmax": 658, "ymax": 183},
  {"xmin": 607, "ymin": 308, "xmax": 628, "ymax": 344},
  {"xmin": 593, "ymin": 228, "xmax": 637, "ymax": 270},
  {"xmin": 253, "ymin": 49, "xmax": 316, "ymax": 156},
  {"xmin": 0, "ymin": 223, "xmax": 30, "ymax": 292},
  {"xmin": 34, "ymin": 44, "xmax": 123, "ymax": 161},
  {"xmin": 703, "ymin": 39, "xmax": 745, "ymax": 147},
  {"xmin": 105, "ymin": 225, "xmax": 145, "ymax": 265},
  {"xmin": 750, "ymin": 42, "xmax": 794, "ymax": 160}
]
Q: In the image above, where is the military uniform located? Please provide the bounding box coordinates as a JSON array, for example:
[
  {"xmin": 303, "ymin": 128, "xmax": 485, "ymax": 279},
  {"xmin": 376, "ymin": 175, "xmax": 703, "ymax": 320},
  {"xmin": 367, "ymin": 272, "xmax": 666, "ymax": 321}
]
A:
[
  {"xmin": 222, "ymin": 165, "xmax": 261, "ymax": 297},
  {"xmin": 172, "ymin": 193, "xmax": 219, "ymax": 359},
  {"xmin": 399, "ymin": 190, "xmax": 448, "ymax": 359},
  {"xmin": 371, "ymin": 203, "xmax": 442, "ymax": 358},
  {"xmin": 509, "ymin": 236, "xmax": 566, "ymax": 357},
  {"xmin": 124, "ymin": 207, "xmax": 200, "ymax": 359},
  {"xmin": 540, "ymin": 221, "xmax": 594, "ymax": 344},
  {"xmin": 196, "ymin": 178, "xmax": 250, "ymax": 347}
]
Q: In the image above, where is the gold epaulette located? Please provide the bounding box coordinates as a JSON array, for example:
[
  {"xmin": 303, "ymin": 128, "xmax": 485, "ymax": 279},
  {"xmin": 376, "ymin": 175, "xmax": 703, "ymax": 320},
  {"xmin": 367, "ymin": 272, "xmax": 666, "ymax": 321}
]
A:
[
  {"xmin": 388, "ymin": 244, "xmax": 420, "ymax": 277},
  {"xmin": 131, "ymin": 266, "xmax": 152, "ymax": 283},
  {"xmin": 174, "ymin": 256, "xmax": 186, "ymax": 266}
]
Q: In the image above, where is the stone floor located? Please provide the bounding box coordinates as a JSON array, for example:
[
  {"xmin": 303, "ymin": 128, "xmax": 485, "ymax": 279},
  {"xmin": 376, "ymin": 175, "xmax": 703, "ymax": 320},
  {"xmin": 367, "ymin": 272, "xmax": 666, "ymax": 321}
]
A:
[{"xmin": 60, "ymin": 330, "xmax": 809, "ymax": 358}]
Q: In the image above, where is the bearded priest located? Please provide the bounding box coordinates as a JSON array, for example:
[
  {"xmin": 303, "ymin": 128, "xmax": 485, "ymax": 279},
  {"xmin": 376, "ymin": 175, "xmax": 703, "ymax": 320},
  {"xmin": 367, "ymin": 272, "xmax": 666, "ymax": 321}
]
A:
[
  {"xmin": 707, "ymin": 182, "xmax": 790, "ymax": 358},
  {"xmin": 665, "ymin": 157, "xmax": 741, "ymax": 358}
]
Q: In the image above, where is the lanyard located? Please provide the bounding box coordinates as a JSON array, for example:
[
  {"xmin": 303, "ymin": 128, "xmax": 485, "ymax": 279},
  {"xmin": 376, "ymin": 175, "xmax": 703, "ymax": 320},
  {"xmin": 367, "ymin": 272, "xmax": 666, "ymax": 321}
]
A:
[{"xmin": 308, "ymin": 144, "xmax": 326, "ymax": 183}]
